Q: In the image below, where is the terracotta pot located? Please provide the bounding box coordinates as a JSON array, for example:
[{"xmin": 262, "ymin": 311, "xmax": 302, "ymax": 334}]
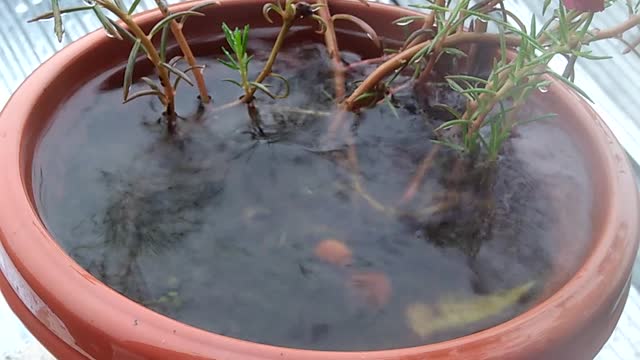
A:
[{"xmin": 0, "ymin": 1, "xmax": 638, "ymax": 359}]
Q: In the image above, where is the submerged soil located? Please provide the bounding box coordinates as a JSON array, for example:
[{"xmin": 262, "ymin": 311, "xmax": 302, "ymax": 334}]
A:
[{"xmin": 32, "ymin": 28, "xmax": 594, "ymax": 351}]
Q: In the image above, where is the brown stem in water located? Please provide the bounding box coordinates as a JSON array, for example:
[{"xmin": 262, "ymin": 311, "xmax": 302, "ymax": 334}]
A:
[
  {"xmin": 385, "ymin": 81, "xmax": 412, "ymax": 98},
  {"xmin": 405, "ymin": 14, "xmax": 435, "ymax": 49},
  {"xmin": 318, "ymin": 0, "xmax": 346, "ymax": 100},
  {"xmin": 325, "ymin": 0, "xmax": 389, "ymax": 216},
  {"xmin": 97, "ymin": 0, "xmax": 177, "ymax": 133},
  {"xmin": 210, "ymin": 99, "xmax": 242, "ymax": 114},
  {"xmin": 589, "ymin": 14, "xmax": 640, "ymax": 42},
  {"xmin": 244, "ymin": 17, "xmax": 294, "ymax": 102},
  {"xmin": 318, "ymin": 0, "xmax": 353, "ymax": 140},
  {"xmin": 415, "ymin": 50, "xmax": 441, "ymax": 86},
  {"xmin": 345, "ymin": 54, "xmax": 393, "ymax": 71},
  {"xmin": 399, "ymin": 145, "xmax": 440, "ymax": 205},
  {"xmin": 154, "ymin": 0, "xmax": 211, "ymax": 104},
  {"xmin": 464, "ymin": 19, "xmax": 488, "ymax": 74},
  {"xmin": 346, "ymin": 134, "xmax": 394, "ymax": 216},
  {"xmin": 170, "ymin": 22, "xmax": 210, "ymax": 102},
  {"xmin": 472, "ymin": 0, "xmax": 504, "ymax": 13},
  {"xmin": 344, "ymin": 32, "xmax": 522, "ymax": 110}
]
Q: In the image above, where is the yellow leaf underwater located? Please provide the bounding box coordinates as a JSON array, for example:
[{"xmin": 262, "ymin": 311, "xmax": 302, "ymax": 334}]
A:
[{"xmin": 406, "ymin": 281, "xmax": 535, "ymax": 339}]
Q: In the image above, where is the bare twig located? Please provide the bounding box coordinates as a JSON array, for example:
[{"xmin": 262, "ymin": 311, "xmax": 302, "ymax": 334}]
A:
[
  {"xmin": 399, "ymin": 145, "xmax": 441, "ymax": 205},
  {"xmin": 344, "ymin": 32, "xmax": 522, "ymax": 110},
  {"xmin": 244, "ymin": 3, "xmax": 297, "ymax": 102},
  {"xmin": 154, "ymin": 0, "xmax": 212, "ymax": 104},
  {"xmin": 318, "ymin": 0, "xmax": 346, "ymax": 100}
]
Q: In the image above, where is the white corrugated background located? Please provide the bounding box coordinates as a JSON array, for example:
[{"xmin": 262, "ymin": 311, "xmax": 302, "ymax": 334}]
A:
[{"xmin": 0, "ymin": 1, "xmax": 638, "ymax": 359}]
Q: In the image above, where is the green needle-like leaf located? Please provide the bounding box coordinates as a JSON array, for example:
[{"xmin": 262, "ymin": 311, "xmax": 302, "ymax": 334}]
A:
[
  {"xmin": 128, "ymin": 0, "xmax": 143, "ymax": 15},
  {"xmin": 123, "ymin": 90, "xmax": 165, "ymax": 104},
  {"xmin": 140, "ymin": 77, "xmax": 164, "ymax": 94},
  {"xmin": 123, "ymin": 40, "xmax": 143, "ymax": 101},
  {"xmin": 161, "ymin": 62, "xmax": 195, "ymax": 87},
  {"xmin": 250, "ymin": 81, "xmax": 278, "ymax": 99},
  {"xmin": 93, "ymin": 7, "xmax": 122, "ymax": 40},
  {"xmin": 108, "ymin": 18, "xmax": 137, "ymax": 43},
  {"xmin": 52, "ymin": 0, "xmax": 63, "ymax": 42},
  {"xmin": 174, "ymin": 65, "xmax": 206, "ymax": 90},
  {"xmin": 223, "ymin": 79, "xmax": 244, "ymax": 88},
  {"xmin": 149, "ymin": 11, "xmax": 204, "ymax": 38},
  {"xmin": 28, "ymin": 5, "xmax": 93, "ymax": 23}
]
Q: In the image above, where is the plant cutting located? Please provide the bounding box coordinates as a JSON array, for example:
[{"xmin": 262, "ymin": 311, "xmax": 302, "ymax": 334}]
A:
[{"xmin": 0, "ymin": 0, "xmax": 638, "ymax": 359}]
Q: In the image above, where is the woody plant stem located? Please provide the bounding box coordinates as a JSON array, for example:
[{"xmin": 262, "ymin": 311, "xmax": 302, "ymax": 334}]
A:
[
  {"xmin": 243, "ymin": 9, "xmax": 296, "ymax": 101},
  {"xmin": 97, "ymin": 0, "xmax": 177, "ymax": 132},
  {"xmin": 154, "ymin": 0, "xmax": 211, "ymax": 104},
  {"xmin": 318, "ymin": 0, "xmax": 346, "ymax": 100},
  {"xmin": 344, "ymin": 32, "xmax": 521, "ymax": 110}
]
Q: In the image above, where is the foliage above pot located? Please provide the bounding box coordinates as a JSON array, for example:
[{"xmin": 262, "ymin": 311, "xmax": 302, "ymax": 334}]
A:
[{"xmin": 32, "ymin": 0, "xmax": 640, "ymax": 160}]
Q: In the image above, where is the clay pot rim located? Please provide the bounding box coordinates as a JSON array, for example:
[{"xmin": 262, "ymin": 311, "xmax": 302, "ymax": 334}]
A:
[{"xmin": 0, "ymin": 0, "xmax": 638, "ymax": 358}]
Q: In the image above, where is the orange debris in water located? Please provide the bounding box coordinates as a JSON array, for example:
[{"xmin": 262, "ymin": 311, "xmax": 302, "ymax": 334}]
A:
[
  {"xmin": 314, "ymin": 239, "xmax": 353, "ymax": 266},
  {"xmin": 350, "ymin": 271, "xmax": 392, "ymax": 308}
]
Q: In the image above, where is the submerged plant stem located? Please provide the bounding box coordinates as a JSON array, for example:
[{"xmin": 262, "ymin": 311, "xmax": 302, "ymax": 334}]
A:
[
  {"xmin": 171, "ymin": 21, "xmax": 210, "ymax": 102},
  {"xmin": 415, "ymin": 0, "xmax": 446, "ymax": 85},
  {"xmin": 211, "ymin": 99, "xmax": 243, "ymax": 114},
  {"xmin": 405, "ymin": 14, "xmax": 435, "ymax": 49},
  {"xmin": 346, "ymin": 136, "xmax": 392, "ymax": 216},
  {"xmin": 271, "ymin": 106, "xmax": 331, "ymax": 117}
]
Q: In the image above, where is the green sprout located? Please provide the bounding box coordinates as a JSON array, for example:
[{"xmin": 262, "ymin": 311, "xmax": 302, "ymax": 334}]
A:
[{"xmin": 219, "ymin": 22, "xmax": 289, "ymax": 102}]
